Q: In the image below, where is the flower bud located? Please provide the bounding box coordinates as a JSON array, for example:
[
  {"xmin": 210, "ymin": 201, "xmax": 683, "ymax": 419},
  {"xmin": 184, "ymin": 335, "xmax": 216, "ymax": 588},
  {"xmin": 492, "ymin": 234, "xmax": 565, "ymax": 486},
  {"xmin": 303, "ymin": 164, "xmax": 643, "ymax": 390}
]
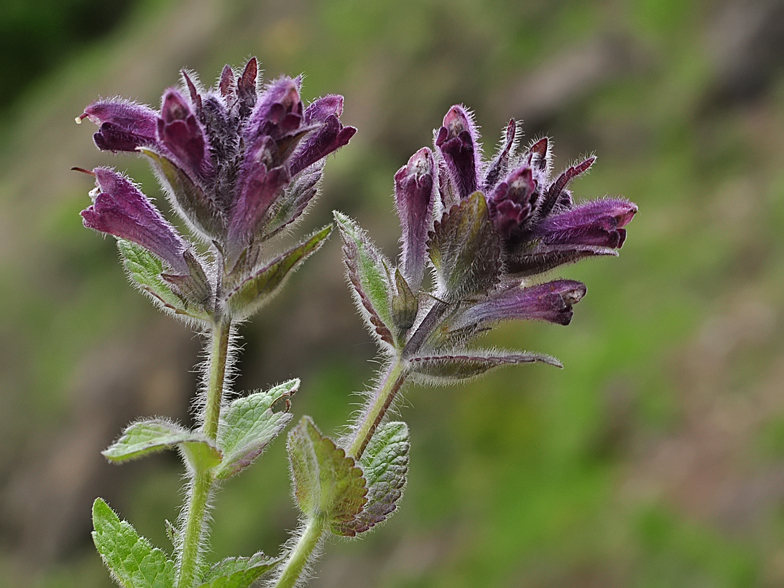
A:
[
  {"xmin": 394, "ymin": 147, "xmax": 436, "ymax": 291},
  {"xmin": 435, "ymin": 105, "xmax": 481, "ymax": 200}
]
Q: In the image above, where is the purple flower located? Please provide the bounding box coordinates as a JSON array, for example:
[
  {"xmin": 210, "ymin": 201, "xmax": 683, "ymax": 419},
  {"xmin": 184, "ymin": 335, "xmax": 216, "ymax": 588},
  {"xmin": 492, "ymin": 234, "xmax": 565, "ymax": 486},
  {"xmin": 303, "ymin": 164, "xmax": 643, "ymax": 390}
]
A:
[
  {"xmin": 452, "ymin": 279, "xmax": 587, "ymax": 330},
  {"xmin": 435, "ymin": 105, "xmax": 482, "ymax": 201},
  {"xmin": 290, "ymin": 95, "xmax": 356, "ymax": 177},
  {"xmin": 78, "ymin": 100, "xmax": 158, "ymax": 152},
  {"xmin": 80, "ymin": 167, "xmax": 189, "ymax": 274},
  {"xmin": 394, "ymin": 147, "xmax": 437, "ymax": 291},
  {"xmin": 535, "ymin": 198, "xmax": 638, "ymax": 248},
  {"xmin": 157, "ymin": 89, "xmax": 214, "ymax": 183}
]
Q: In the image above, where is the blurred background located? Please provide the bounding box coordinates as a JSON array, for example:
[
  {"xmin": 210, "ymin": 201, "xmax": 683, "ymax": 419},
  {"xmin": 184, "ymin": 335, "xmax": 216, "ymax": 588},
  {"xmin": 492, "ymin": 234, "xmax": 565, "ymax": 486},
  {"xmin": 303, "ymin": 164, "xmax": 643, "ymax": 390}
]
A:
[{"xmin": 1, "ymin": 0, "xmax": 784, "ymax": 586}]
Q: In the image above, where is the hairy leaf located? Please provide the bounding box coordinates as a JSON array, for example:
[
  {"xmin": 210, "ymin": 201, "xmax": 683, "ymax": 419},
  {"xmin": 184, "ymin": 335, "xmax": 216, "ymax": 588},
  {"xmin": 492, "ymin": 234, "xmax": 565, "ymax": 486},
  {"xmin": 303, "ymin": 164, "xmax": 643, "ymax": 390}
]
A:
[
  {"xmin": 197, "ymin": 552, "xmax": 282, "ymax": 588},
  {"xmin": 287, "ymin": 416, "xmax": 367, "ymax": 533},
  {"xmin": 409, "ymin": 351, "xmax": 562, "ymax": 384},
  {"xmin": 337, "ymin": 422, "xmax": 409, "ymax": 535},
  {"xmin": 225, "ymin": 226, "xmax": 332, "ymax": 320},
  {"xmin": 117, "ymin": 240, "xmax": 210, "ymax": 321},
  {"xmin": 103, "ymin": 419, "xmax": 221, "ymax": 469},
  {"xmin": 334, "ymin": 211, "xmax": 395, "ymax": 347},
  {"xmin": 428, "ymin": 192, "xmax": 502, "ymax": 301},
  {"xmin": 215, "ymin": 380, "xmax": 298, "ymax": 479},
  {"xmin": 92, "ymin": 498, "xmax": 175, "ymax": 588}
]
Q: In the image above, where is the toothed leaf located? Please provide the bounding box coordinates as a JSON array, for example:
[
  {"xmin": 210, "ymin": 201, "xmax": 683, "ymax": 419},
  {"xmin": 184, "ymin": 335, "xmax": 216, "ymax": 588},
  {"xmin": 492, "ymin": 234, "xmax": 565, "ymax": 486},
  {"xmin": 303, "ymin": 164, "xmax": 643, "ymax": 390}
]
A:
[
  {"xmin": 215, "ymin": 380, "xmax": 298, "ymax": 479},
  {"xmin": 287, "ymin": 416, "xmax": 367, "ymax": 532},
  {"xmin": 337, "ymin": 421, "xmax": 409, "ymax": 535},
  {"xmin": 103, "ymin": 419, "xmax": 221, "ymax": 470},
  {"xmin": 409, "ymin": 351, "xmax": 562, "ymax": 384},
  {"xmin": 92, "ymin": 498, "xmax": 175, "ymax": 588},
  {"xmin": 117, "ymin": 240, "xmax": 210, "ymax": 321},
  {"xmin": 225, "ymin": 225, "xmax": 332, "ymax": 320},
  {"xmin": 197, "ymin": 552, "xmax": 282, "ymax": 588},
  {"xmin": 334, "ymin": 211, "xmax": 395, "ymax": 346},
  {"xmin": 428, "ymin": 192, "xmax": 502, "ymax": 301}
]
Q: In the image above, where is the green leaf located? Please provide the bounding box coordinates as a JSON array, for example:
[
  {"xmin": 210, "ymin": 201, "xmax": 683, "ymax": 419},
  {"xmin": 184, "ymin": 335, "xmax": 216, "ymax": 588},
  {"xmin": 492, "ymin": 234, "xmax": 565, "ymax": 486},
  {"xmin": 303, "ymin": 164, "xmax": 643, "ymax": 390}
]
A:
[
  {"xmin": 92, "ymin": 498, "xmax": 175, "ymax": 588},
  {"xmin": 103, "ymin": 419, "xmax": 221, "ymax": 470},
  {"xmin": 334, "ymin": 211, "xmax": 396, "ymax": 347},
  {"xmin": 409, "ymin": 350, "xmax": 562, "ymax": 384},
  {"xmin": 117, "ymin": 240, "xmax": 210, "ymax": 321},
  {"xmin": 428, "ymin": 192, "xmax": 502, "ymax": 301},
  {"xmin": 391, "ymin": 269, "xmax": 418, "ymax": 339},
  {"xmin": 139, "ymin": 147, "xmax": 225, "ymax": 240},
  {"xmin": 287, "ymin": 416, "xmax": 368, "ymax": 533},
  {"xmin": 337, "ymin": 422, "xmax": 410, "ymax": 536},
  {"xmin": 225, "ymin": 226, "xmax": 332, "ymax": 320},
  {"xmin": 197, "ymin": 552, "xmax": 282, "ymax": 588},
  {"xmin": 214, "ymin": 380, "xmax": 298, "ymax": 479}
]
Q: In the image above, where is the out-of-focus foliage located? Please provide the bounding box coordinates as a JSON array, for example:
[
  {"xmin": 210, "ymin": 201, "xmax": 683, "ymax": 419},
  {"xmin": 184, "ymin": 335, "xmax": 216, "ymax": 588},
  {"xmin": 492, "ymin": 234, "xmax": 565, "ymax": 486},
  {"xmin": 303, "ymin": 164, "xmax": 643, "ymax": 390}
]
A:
[
  {"xmin": 0, "ymin": 0, "xmax": 137, "ymax": 112},
  {"xmin": 2, "ymin": 0, "xmax": 784, "ymax": 587}
]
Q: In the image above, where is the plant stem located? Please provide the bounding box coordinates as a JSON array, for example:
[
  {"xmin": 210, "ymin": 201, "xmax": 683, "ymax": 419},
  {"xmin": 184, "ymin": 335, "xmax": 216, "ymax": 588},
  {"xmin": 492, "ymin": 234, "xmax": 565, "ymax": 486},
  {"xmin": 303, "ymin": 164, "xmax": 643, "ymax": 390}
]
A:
[
  {"xmin": 177, "ymin": 319, "xmax": 232, "ymax": 588},
  {"xmin": 203, "ymin": 319, "xmax": 232, "ymax": 440},
  {"xmin": 273, "ymin": 516, "xmax": 326, "ymax": 588},
  {"xmin": 347, "ymin": 358, "xmax": 408, "ymax": 459},
  {"xmin": 177, "ymin": 469, "xmax": 213, "ymax": 588}
]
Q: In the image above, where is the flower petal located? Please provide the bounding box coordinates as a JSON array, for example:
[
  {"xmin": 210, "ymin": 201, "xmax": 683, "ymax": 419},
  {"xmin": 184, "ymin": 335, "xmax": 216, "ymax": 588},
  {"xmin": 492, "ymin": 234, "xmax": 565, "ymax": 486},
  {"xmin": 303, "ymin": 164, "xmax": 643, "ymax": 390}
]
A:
[{"xmin": 81, "ymin": 167, "xmax": 189, "ymax": 273}]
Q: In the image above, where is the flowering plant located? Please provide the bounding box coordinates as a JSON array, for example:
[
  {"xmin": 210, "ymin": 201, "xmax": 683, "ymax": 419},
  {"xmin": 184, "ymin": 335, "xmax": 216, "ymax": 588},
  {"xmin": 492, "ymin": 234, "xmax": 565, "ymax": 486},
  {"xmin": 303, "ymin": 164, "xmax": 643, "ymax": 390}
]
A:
[{"xmin": 76, "ymin": 59, "xmax": 635, "ymax": 588}]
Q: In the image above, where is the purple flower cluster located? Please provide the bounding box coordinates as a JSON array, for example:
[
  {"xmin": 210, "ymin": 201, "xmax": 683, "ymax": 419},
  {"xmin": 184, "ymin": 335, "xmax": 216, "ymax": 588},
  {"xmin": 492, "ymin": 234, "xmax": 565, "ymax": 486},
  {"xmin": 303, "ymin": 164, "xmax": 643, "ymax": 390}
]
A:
[
  {"xmin": 340, "ymin": 104, "xmax": 637, "ymax": 374},
  {"xmin": 78, "ymin": 59, "xmax": 355, "ymax": 318}
]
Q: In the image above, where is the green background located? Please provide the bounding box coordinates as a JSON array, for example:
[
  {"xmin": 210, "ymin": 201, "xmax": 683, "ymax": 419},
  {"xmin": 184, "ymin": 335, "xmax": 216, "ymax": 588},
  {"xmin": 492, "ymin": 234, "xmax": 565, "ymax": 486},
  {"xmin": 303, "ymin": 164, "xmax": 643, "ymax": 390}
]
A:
[{"xmin": 2, "ymin": 0, "xmax": 784, "ymax": 586}]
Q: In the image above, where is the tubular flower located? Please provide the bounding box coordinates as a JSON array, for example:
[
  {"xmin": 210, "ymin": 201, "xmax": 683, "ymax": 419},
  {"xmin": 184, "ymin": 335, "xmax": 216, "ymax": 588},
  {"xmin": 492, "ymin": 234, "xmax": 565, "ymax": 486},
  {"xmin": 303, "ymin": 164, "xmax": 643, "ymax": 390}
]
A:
[
  {"xmin": 77, "ymin": 58, "xmax": 354, "ymax": 321},
  {"xmin": 336, "ymin": 104, "xmax": 637, "ymax": 380}
]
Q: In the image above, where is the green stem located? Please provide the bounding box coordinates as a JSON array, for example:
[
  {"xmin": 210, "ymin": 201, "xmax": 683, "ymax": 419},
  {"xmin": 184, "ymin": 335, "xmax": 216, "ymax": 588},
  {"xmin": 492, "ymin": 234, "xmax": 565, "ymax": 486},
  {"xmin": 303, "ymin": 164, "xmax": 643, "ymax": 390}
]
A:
[
  {"xmin": 177, "ymin": 319, "xmax": 232, "ymax": 588},
  {"xmin": 347, "ymin": 358, "xmax": 408, "ymax": 459},
  {"xmin": 177, "ymin": 470, "xmax": 213, "ymax": 588},
  {"xmin": 272, "ymin": 358, "xmax": 409, "ymax": 588},
  {"xmin": 273, "ymin": 516, "xmax": 326, "ymax": 588},
  {"xmin": 203, "ymin": 319, "xmax": 231, "ymax": 440}
]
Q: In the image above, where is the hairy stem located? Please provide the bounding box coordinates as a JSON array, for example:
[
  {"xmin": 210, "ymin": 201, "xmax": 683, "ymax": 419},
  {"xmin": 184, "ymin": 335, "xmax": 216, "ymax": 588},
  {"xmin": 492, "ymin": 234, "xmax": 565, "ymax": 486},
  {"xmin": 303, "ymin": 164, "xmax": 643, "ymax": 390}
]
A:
[
  {"xmin": 347, "ymin": 358, "xmax": 408, "ymax": 459},
  {"xmin": 177, "ymin": 319, "xmax": 232, "ymax": 588},
  {"xmin": 177, "ymin": 469, "xmax": 213, "ymax": 588},
  {"xmin": 273, "ymin": 516, "xmax": 326, "ymax": 588},
  {"xmin": 203, "ymin": 319, "xmax": 232, "ymax": 440}
]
